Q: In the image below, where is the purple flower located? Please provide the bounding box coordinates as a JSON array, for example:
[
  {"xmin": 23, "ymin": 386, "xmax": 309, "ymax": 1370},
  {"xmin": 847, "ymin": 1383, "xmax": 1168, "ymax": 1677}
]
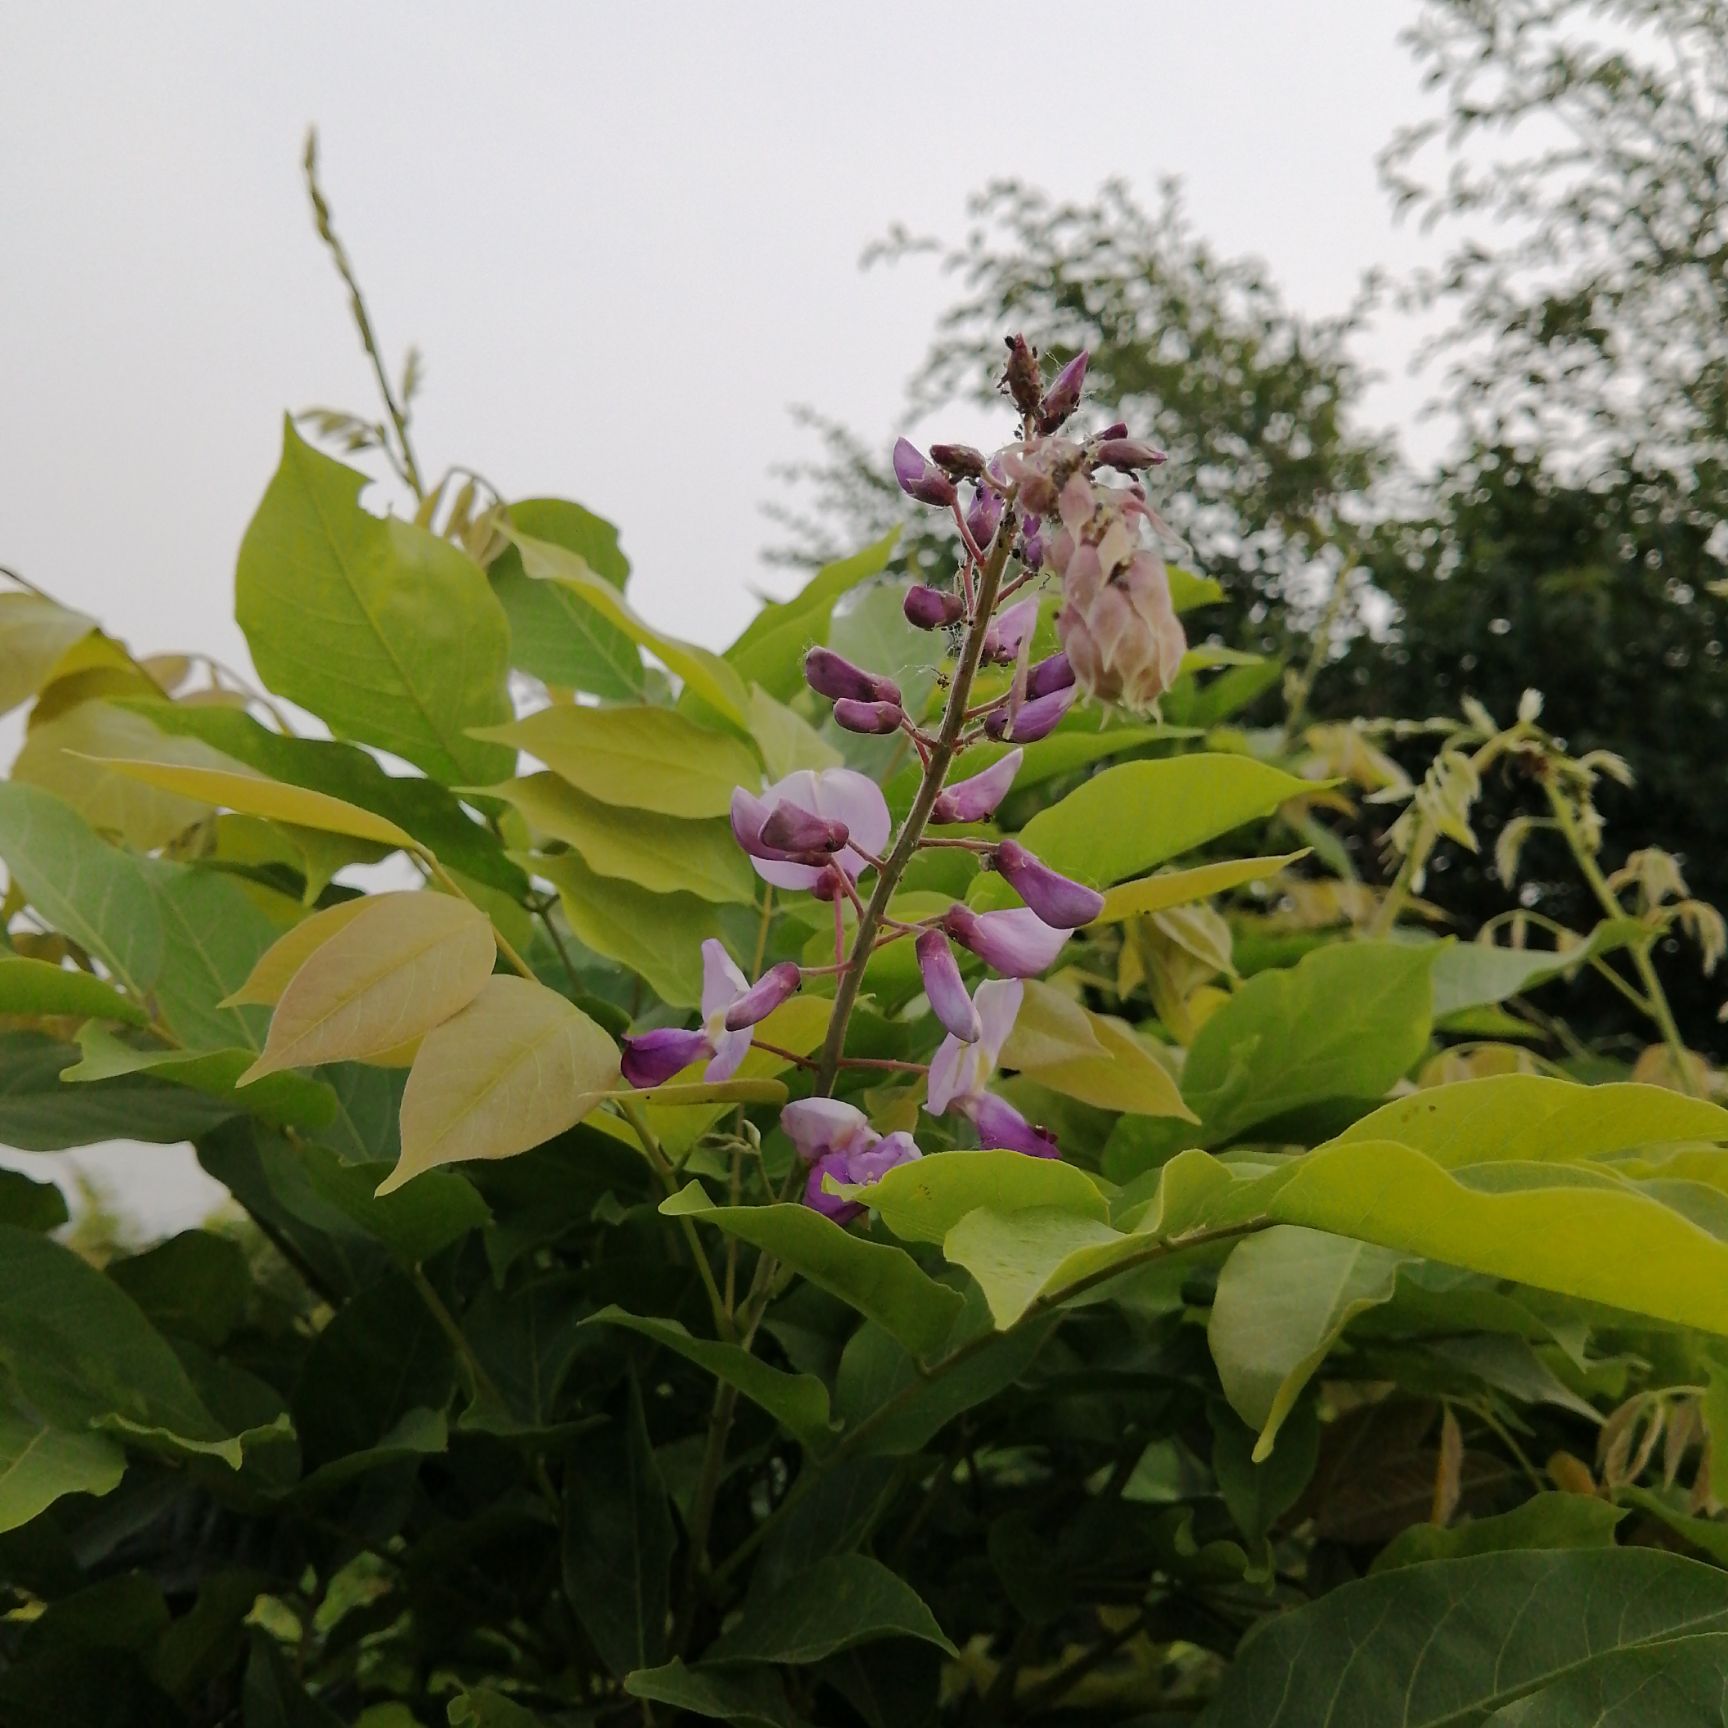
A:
[
  {"xmin": 833, "ymin": 698, "xmax": 905, "ymax": 736},
  {"xmin": 1094, "ymin": 437, "xmax": 1167, "ymax": 472},
  {"xmin": 784, "ymin": 1099, "xmax": 922, "ymax": 1224},
  {"xmin": 930, "ymin": 442, "xmax": 986, "ymax": 480},
  {"xmin": 1037, "ymin": 350, "xmax": 1090, "ymax": 432},
  {"xmin": 943, "ymin": 904, "xmax": 1070, "ymax": 977},
  {"xmin": 1026, "ymin": 651, "xmax": 1075, "ymax": 700},
  {"xmin": 965, "ymin": 485, "xmax": 1005, "ymax": 550},
  {"xmin": 805, "ymin": 647, "xmax": 901, "ymax": 707},
  {"xmin": 893, "ymin": 438, "xmax": 958, "ymax": 508},
  {"xmin": 731, "ymin": 768, "xmax": 892, "ymax": 892},
  {"xmin": 991, "ymin": 839, "xmax": 1104, "ymax": 929},
  {"xmin": 1096, "ymin": 421, "xmax": 1129, "ymax": 441},
  {"xmin": 927, "ymin": 977, "xmax": 1020, "ymax": 1112},
  {"xmin": 981, "ymin": 598, "xmax": 1040, "ymax": 666},
  {"xmin": 968, "ymin": 1092, "xmax": 1061, "ymax": 1159},
  {"xmin": 983, "ymin": 683, "xmax": 1079, "ymax": 743},
  {"xmin": 724, "ymin": 961, "xmax": 802, "ymax": 1031},
  {"xmin": 619, "ymin": 938, "xmax": 757, "ymax": 1087},
  {"xmin": 930, "ymin": 748, "xmax": 1023, "ymax": 825},
  {"xmin": 917, "ymin": 929, "xmax": 981, "ymax": 1042},
  {"xmin": 746, "ymin": 797, "xmax": 847, "ymax": 857},
  {"xmin": 904, "ymin": 584, "xmax": 966, "ymax": 630},
  {"xmin": 1019, "ymin": 519, "xmax": 1046, "ymax": 572}
]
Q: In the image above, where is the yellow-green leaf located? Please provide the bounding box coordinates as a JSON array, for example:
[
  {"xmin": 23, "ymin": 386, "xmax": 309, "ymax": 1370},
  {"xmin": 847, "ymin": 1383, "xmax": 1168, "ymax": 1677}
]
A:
[
  {"xmin": 221, "ymin": 894, "xmax": 379, "ymax": 1008},
  {"xmin": 0, "ymin": 957, "xmax": 148, "ymax": 1027},
  {"xmin": 1093, "ymin": 852, "xmax": 1308, "ymax": 924},
  {"xmin": 1008, "ymin": 996, "xmax": 1196, "ymax": 1120},
  {"xmin": 0, "ymin": 591, "xmax": 96, "ymax": 717},
  {"xmin": 241, "ymin": 892, "xmax": 497, "ymax": 1082},
  {"xmin": 488, "ymin": 774, "xmax": 754, "ymax": 904},
  {"xmin": 382, "ymin": 975, "xmax": 620, "ymax": 1192},
  {"xmin": 470, "ymin": 703, "xmax": 760, "ymax": 819},
  {"xmin": 510, "ymin": 530, "xmax": 750, "ymax": 725}
]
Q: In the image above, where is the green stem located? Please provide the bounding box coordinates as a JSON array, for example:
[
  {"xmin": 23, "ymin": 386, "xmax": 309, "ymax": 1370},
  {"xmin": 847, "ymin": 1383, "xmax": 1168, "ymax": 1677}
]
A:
[{"xmin": 619, "ymin": 1100, "xmax": 732, "ymax": 1342}]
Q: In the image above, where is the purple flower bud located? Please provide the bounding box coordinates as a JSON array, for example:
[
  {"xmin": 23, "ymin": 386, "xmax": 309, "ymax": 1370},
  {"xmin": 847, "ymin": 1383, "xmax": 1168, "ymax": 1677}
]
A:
[
  {"xmin": 1026, "ymin": 651, "xmax": 1076, "ymax": 700},
  {"xmin": 1037, "ymin": 350, "xmax": 1090, "ymax": 432},
  {"xmin": 833, "ymin": 698, "xmax": 904, "ymax": 735},
  {"xmin": 1019, "ymin": 519, "xmax": 1046, "ymax": 572},
  {"xmin": 943, "ymin": 904, "xmax": 1069, "ymax": 977},
  {"xmin": 760, "ymin": 801, "xmax": 849, "ymax": 855},
  {"xmin": 1094, "ymin": 438, "xmax": 1167, "ymax": 472},
  {"xmin": 893, "ymin": 438, "xmax": 958, "ymax": 508},
  {"xmin": 981, "ymin": 598, "xmax": 1039, "ymax": 665},
  {"xmin": 810, "ymin": 863, "xmax": 847, "ymax": 902},
  {"xmin": 965, "ymin": 485, "xmax": 1004, "ymax": 550},
  {"xmin": 1000, "ymin": 334, "xmax": 1044, "ymax": 417},
  {"xmin": 804, "ymin": 646, "xmax": 901, "ymax": 707},
  {"xmin": 983, "ymin": 683, "xmax": 1079, "ymax": 744},
  {"xmin": 1096, "ymin": 421, "xmax": 1129, "ymax": 441},
  {"xmin": 723, "ymin": 961, "xmax": 802, "ymax": 1031},
  {"xmin": 620, "ymin": 1026, "xmax": 713, "ymax": 1089},
  {"xmin": 991, "ymin": 839, "xmax": 1105, "ymax": 928},
  {"xmin": 904, "ymin": 584, "xmax": 966, "ymax": 630},
  {"xmin": 930, "ymin": 442, "xmax": 986, "ymax": 481},
  {"xmin": 930, "ymin": 748, "xmax": 1023, "ymax": 825},
  {"xmin": 917, "ymin": 929, "xmax": 982, "ymax": 1042},
  {"xmin": 968, "ymin": 1092, "xmax": 1061, "ymax": 1159}
]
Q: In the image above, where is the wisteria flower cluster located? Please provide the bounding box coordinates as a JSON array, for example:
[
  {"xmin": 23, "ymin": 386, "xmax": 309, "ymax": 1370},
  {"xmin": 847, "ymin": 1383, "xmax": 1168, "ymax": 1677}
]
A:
[{"xmin": 621, "ymin": 336, "xmax": 1185, "ymax": 1222}]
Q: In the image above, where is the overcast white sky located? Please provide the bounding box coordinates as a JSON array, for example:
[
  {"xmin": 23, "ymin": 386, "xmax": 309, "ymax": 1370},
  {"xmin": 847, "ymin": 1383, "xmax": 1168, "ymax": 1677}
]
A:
[{"xmin": 1, "ymin": 1, "xmax": 1443, "ymax": 1229}]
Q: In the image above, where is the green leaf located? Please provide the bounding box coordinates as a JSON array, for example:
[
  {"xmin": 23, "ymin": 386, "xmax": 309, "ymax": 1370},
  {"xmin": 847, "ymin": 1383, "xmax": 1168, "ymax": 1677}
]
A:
[
  {"xmin": 1208, "ymin": 1226, "xmax": 1410, "ymax": 1457},
  {"xmin": 106, "ymin": 1231, "xmax": 252, "ymax": 1348},
  {"xmin": 0, "ymin": 957, "xmax": 148, "ymax": 1026},
  {"xmin": 625, "ymin": 1660, "xmax": 801, "ymax": 1728},
  {"xmin": 242, "ymin": 890, "xmax": 497, "ymax": 1081},
  {"xmin": 1001, "ymin": 985, "xmax": 1195, "ymax": 1120},
  {"xmin": 0, "ymin": 590, "xmax": 95, "ymax": 716},
  {"xmin": 1177, "ymin": 941, "xmax": 1438, "ymax": 1148},
  {"xmin": 530, "ymin": 848, "xmax": 719, "ymax": 1008},
  {"xmin": 470, "ymin": 702, "xmax": 759, "ymax": 819},
  {"xmin": 487, "ymin": 497, "xmax": 644, "ymax": 700},
  {"xmin": 1481, "ymin": 1631, "xmax": 1728, "ymax": 1726},
  {"xmin": 1013, "ymin": 755, "xmax": 1317, "ymax": 886},
  {"xmin": 561, "ymin": 1381, "xmax": 674, "ymax": 1677},
  {"xmin": 1093, "ymin": 853, "xmax": 1307, "ymax": 924},
  {"xmin": 863, "ymin": 1149, "xmax": 1112, "ymax": 1247},
  {"xmin": 0, "ymin": 1403, "xmax": 125, "ymax": 1532},
  {"xmin": 1429, "ymin": 922, "xmax": 1644, "ymax": 1017},
  {"xmin": 1373, "ymin": 1493, "xmax": 1628, "ymax": 1573},
  {"xmin": 488, "ymin": 773, "xmax": 755, "ymax": 904},
  {"xmin": 941, "ymin": 1206, "xmax": 1128, "ymax": 1329},
  {"xmin": 510, "ymin": 529, "xmax": 750, "ymax": 725},
  {"xmin": 236, "ymin": 420, "xmax": 512, "ymax": 784},
  {"xmin": 661, "ymin": 1186, "xmax": 964, "ymax": 1358},
  {"xmin": 296, "ymin": 1141, "xmax": 489, "ymax": 1263},
  {"xmin": 383, "ymin": 975, "xmax": 620, "ymax": 1192},
  {"xmin": 0, "ymin": 1169, "xmax": 68, "ymax": 1232},
  {"xmin": 705, "ymin": 1554, "xmax": 955, "ymax": 1664},
  {"xmin": 1198, "ymin": 1550, "xmax": 1728, "ymax": 1727},
  {"xmin": 587, "ymin": 1308, "xmax": 836, "ymax": 1453},
  {"xmin": 726, "ymin": 531, "xmax": 899, "ymax": 698},
  {"xmin": 747, "ymin": 685, "xmax": 842, "ymax": 778}
]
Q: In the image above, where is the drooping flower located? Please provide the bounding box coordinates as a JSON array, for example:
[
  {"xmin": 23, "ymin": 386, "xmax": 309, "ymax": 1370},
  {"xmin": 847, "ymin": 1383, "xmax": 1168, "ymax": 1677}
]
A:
[
  {"xmin": 965, "ymin": 484, "xmax": 1004, "ymax": 550},
  {"xmin": 1057, "ymin": 546, "xmax": 1186, "ymax": 712},
  {"xmin": 983, "ymin": 683, "xmax": 1079, "ymax": 743},
  {"xmin": 620, "ymin": 938, "xmax": 759, "ymax": 1087},
  {"xmin": 893, "ymin": 438, "xmax": 958, "ymax": 508},
  {"xmin": 991, "ymin": 839, "xmax": 1105, "ymax": 928},
  {"xmin": 917, "ymin": 929, "xmax": 981, "ymax": 1042},
  {"xmin": 930, "ymin": 748, "xmax": 1022, "ymax": 825},
  {"xmin": 731, "ymin": 768, "xmax": 892, "ymax": 891},
  {"xmin": 1026, "ymin": 651, "xmax": 1075, "ymax": 700},
  {"xmin": 904, "ymin": 584, "xmax": 966, "ymax": 630},
  {"xmin": 833, "ymin": 698, "xmax": 905, "ymax": 735},
  {"xmin": 805, "ymin": 647, "xmax": 901, "ymax": 707},
  {"xmin": 724, "ymin": 961, "xmax": 801, "ymax": 1031},
  {"xmin": 924, "ymin": 978, "xmax": 1063, "ymax": 1160},
  {"xmin": 942, "ymin": 903, "xmax": 1069, "ymax": 977},
  {"xmin": 783, "ymin": 1098, "xmax": 923, "ymax": 1224}
]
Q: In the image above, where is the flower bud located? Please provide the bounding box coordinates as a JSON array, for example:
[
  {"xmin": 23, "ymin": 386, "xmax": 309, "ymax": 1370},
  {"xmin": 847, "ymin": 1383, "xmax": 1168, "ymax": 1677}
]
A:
[
  {"xmin": 991, "ymin": 839, "xmax": 1105, "ymax": 928},
  {"xmin": 929, "ymin": 442, "xmax": 986, "ymax": 481},
  {"xmin": 968, "ymin": 1092, "xmax": 1061, "ymax": 1159},
  {"xmin": 943, "ymin": 904, "xmax": 1069, "ymax": 977},
  {"xmin": 1056, "ymin": 547, "xmax": 1187, "ymax": 712},
  {"xmin": 804, "ymin": 646, "xmax": 901, "ymax": 707},
  {"xmin": 965, "ymin": 485, "xmax": 1004, "ymax": 550},
  {"xmin": 917, "ymin": 929, "xmax": 982, "ymax": 1042},
  {"xmin": 1093, "ymin": 437, "xmax": 1167, "ymax": 472},
  {"xmin": 981, "ymin": 597, "xmax": 1039, "ymax": 665},
  {"xmin": 904, "ymin": 584, "xmax": 966, "ymax": 630},
  {"xmin": 1000, "ymin": 333, "xmax": 1044, "ymax": 417},
  {"xmin": 983, "ymin": 682, "xmax": 1079, "ymax": 743},
  {"xmin": 1096, "ymin": 421, "xmax": 1129, "ymax": 441},
  {"xmin": 1037, "ymin": 350, "xmax": 1090, "ymax": 432},
  {"xmin": 833, "ymin": 698, "xmax": 904, "ymax": 735},
  {"xmin": 893, "ymin": 437, "xmax": 958, "ymax": 508},
  {"xmin": 1019, "ymin": 519, "xmax": 1046, "ymax": 571},
  {"xmin": 759, "ymin": 802, "xmax": 848, "ymax": 855},
  {"xmin": 1026, "ymin": 651, "xmax": 1076, "ymax": 700},
  {"xmin": 930, "ymin": 748, "xmax": 1023, "ymax": 824},
  {"xmin": 621, "ymin": 1026, "xmax": 713, "ymax": 1089},
  {"xmin": 723, "ymin": 961, "xmax": 802, "ymax": 1031}
]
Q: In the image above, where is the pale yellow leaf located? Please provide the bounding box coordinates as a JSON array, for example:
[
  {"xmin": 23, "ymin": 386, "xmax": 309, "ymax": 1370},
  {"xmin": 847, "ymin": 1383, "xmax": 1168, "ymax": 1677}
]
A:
[
  {"xmin": 381, "ymin": 974, "xmax": 620, "ymax": 1192},
  {"xmin": 222, "ymin": 894, "xmax": 381, "ymax": 1007},
  {"xmin": 241, "ymin": 892, "xmax": 496, "ymax": 1081}
]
